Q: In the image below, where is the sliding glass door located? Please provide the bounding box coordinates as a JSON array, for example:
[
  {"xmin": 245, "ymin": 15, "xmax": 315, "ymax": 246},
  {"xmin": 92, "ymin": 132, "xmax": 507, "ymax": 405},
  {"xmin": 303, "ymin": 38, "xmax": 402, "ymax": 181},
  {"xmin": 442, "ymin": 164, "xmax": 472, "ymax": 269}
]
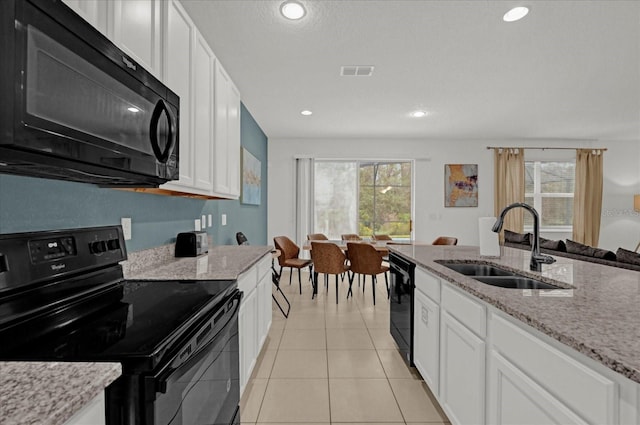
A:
[{"xmin": 313, "ymin": 160, "xmax": 412, "ymax": 240}]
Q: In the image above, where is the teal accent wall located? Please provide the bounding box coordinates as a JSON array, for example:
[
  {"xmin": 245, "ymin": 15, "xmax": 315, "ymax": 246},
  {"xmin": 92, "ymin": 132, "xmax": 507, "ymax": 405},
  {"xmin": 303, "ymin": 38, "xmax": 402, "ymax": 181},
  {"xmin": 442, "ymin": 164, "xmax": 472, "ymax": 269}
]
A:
[{"xmin": 0, "ymin": 103, "xmax": 268, "ymax": 251}]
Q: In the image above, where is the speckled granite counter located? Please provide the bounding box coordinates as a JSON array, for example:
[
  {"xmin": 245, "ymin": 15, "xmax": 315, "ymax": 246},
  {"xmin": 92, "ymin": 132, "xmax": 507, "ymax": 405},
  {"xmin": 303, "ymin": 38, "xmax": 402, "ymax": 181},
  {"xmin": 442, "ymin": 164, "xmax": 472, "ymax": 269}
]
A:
[
  {"xmin": 123, "ymin": 245, "xmax": 273, "ymax": 280},
  {"xmin": 388, "ymin": 244, "xmax": 640, "ymax": 383},
  {"xmin": 0, "ymin": 362, "xmax": 121, "ymax": 425}
]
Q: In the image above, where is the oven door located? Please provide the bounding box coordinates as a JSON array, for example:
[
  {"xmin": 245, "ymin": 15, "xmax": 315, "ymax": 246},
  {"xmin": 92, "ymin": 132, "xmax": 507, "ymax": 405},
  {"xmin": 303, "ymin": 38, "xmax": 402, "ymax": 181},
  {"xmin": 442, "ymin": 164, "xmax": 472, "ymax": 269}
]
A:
[
  {"xmin": 389, "ymin": 253, "xmax": 415, "ymax": 366},
  {"xmin": 145, "ymin": 291, "xmax": 241, "ymax": 425}
]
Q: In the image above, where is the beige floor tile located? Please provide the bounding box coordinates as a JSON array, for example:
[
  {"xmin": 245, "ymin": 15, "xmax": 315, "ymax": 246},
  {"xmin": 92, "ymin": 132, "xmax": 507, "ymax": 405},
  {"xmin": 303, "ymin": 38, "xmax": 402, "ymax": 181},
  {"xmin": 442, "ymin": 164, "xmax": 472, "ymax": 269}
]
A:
[
  {"xmin": 279, "ymin": 328, "xmax": 326, "ymax": 350},
  {"xmin": 239, "ymin": 378, "xmax": 268, "ymax": 423},
  {"xmin": 327, "ymin": 349, "xmax": 386, "ymax": 378},
  {"xmin": 377, "ymin": 349, "xmax": 422, "ymax": 379},
  {"xmin": 251, "ymin": 349, "xmax": 277, "ymax": 379},
  {"xmin": 256, "ymin": 423, "xmax": 329, "ymax": 425},
  {"xmin": 369, "ymin": 328, "xmax": 401, "ymax": 349},
  {"xmin": 262, "ymin": 327, "xmax": 283, "ymax": 351},
  {"xmin": 329, "ymin": 378, "xmax": 404, "ymax": 423},
  {"xmin": 326, "ymin": 328, "xmax": 374, "ymax": 349},
  {"xmin": 284, "ymin": 314, "xmax": 326, "ymax": 329},
  {"xmin": 258, "ymin": 379, "xmax": 330, "ymax": 423},
  {"xmin": 389, "ymin": 379, "xmax": 449, "ymax": 422},
  {"xmin": 333, "ymin": 423, "xmax": 404, "ymax": 425},
  {"xmin": 270, "ymin": 350, "xmax": 328, "ymax": 378},
  {"xmin": 324, "ymin": 313, "xmax": 366, "ymax": 328}
]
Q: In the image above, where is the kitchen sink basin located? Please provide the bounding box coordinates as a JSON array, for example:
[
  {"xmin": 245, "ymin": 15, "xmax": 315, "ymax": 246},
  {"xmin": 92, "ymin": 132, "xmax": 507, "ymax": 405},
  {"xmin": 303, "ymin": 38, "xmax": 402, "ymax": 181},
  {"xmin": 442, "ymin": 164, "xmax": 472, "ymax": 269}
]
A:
[
  {"xmin": 441, "ymin": 263, "xmax": 514, "ymax": 277},
  {"xmin": 439, "ymin": 261, "xmax": 562, "ymax": 290},
  {"xmin": 473, "ymin": 276, "xmax": 560, "ymax": 290}
]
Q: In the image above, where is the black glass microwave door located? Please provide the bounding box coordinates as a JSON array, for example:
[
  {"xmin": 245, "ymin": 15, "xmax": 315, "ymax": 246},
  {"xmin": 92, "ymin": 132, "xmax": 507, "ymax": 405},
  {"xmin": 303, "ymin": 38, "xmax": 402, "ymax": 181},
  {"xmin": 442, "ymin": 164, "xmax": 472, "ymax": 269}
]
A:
[
  {"xmin": 152, "ymin": 318, "xmax": 240, "ymax": 425},
  {"xmin": 23, "ymin": 23, "xmax": 173, "ymax": 166}
]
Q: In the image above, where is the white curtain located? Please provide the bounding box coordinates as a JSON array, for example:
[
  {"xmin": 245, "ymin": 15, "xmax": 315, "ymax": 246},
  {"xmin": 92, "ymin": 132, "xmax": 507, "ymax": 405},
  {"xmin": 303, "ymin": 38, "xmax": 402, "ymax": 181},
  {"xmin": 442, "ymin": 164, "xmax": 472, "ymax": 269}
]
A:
[{"xmin": 295, "ymin": 157, "xmax": 313, "ymax": 258}]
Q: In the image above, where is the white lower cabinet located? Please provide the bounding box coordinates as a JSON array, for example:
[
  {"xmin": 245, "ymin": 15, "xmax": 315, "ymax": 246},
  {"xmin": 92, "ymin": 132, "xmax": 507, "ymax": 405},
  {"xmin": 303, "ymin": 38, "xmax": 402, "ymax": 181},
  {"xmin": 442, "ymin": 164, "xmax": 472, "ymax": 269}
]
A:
[
  {"xmin": 488, "ymin": 350, "xmax": 586, "ymax": 425},
  {"xmin": 488, "ymin": 312, "xmax": 617, "ymax": 425},
  {"xmin": 238, "ymin": 254, "xmax": 272, "ymax": 396},
  {"xmin": 413, "ymin": 288, "xmax": 440, "ymax": 394},
  {"xmin": 412, "ymin": 265, "xmax": 640, "ymax": 425},
  {"xmin": 439, "ymin": 310, "xmax": 486, "ymax": 425}
]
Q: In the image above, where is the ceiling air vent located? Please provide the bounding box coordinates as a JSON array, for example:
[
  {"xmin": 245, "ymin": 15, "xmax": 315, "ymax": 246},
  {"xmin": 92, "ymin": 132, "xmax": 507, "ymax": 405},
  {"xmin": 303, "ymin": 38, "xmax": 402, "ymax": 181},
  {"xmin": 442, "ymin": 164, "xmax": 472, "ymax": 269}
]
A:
[{"xmin": 340, "ymin": 65, "xmax": 375, "ymax": 77}]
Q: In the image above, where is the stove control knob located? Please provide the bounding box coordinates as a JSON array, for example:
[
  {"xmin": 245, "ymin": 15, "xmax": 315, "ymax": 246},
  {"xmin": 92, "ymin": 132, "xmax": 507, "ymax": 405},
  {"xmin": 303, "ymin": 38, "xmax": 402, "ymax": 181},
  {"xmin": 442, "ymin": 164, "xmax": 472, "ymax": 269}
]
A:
[
  {"xmin": 89, "ymin": 241, "xmax": 107, "ymax": 254},
  {"xmin": 107, "ymin": 238, "xmax": 121, "ymax": 251}
]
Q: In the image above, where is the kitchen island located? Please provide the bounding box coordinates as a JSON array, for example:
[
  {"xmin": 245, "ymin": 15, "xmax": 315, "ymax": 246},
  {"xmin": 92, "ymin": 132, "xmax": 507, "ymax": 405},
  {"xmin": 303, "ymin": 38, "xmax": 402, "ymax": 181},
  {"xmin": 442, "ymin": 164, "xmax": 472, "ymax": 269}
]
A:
[{"xmin": 388, "ymin": 244, "xmax": 640, "ymax": 425}]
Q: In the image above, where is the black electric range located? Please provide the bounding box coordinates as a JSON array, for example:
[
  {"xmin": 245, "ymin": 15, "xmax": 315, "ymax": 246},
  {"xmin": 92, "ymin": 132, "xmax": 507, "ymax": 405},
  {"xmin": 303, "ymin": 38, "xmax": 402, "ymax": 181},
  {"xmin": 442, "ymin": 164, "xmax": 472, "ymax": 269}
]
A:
[{"xmin": 0, "ymin": 225, "xmax": 241, "ymax": 425}]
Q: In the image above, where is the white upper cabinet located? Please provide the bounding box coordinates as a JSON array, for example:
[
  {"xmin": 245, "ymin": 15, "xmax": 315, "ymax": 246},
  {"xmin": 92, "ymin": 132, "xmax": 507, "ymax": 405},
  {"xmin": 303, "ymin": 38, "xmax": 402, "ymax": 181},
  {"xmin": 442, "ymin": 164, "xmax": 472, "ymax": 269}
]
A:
[
  {"xmin": 62, "ymin": 0, "xmax": 109, "ymax": 36},
  {"xmin": 192, "ymin": 32, "xmax": 216, "ymax": 192},
  {"xmin": 161, "ymin": 0, "xmax": 195, "ymax": 190},
  {"xmin": 214, "ymin": 64, "xmax": 241, "ymax": 198},
  {"xmin": 110, "ymin": 0, "xmax": 162, "ymax": 79}
]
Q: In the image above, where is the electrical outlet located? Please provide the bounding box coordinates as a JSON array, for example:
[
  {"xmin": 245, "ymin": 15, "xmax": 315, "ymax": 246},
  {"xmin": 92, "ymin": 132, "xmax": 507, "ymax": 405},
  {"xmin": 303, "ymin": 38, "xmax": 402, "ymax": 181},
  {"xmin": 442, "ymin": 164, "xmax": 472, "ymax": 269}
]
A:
[
  {"xmin": 201, "ymin": 215, "xmax": 207, "ymax": 229},
  {"xmin": 121, "ymin": 217, "xmax": 132, "ymax": 240},
  {"xmin": 221, "ymin": 214, "xmax": 227, "ymax": 226},
  {"xmin": 194, "ymin": 219, "xmax": 201, "ymax": 231},
  {"xmin": 207, "ymin": 214, "xmax": 212, "ymax": 227}
]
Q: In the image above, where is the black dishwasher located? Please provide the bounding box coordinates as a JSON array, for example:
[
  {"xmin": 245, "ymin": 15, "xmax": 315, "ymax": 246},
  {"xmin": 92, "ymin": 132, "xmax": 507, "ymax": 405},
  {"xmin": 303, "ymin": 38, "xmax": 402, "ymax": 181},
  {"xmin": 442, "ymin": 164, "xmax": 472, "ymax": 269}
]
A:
[{"xmin": 389, "ymin": 252, "xmax": 415, "ymax": 366}]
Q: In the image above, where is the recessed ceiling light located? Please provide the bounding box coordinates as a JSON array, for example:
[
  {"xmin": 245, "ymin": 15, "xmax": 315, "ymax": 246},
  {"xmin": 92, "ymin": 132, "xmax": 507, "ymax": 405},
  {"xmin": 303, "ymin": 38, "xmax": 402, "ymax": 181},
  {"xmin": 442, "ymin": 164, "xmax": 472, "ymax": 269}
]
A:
[
  {"xmin": 301, "ymin": 110, "xmax": 313, "ymax": 116},
  {"xmin": 503, "ymin": 6, "xmax": 529, "ymax": 22},
  {"xmin": 410, "ymin": 110, "xmax": 428, "ymax": 118},
  {"xmin": 280, "ymin": 1, "xmax": 306, "ymax": 20},
  {"xmin": 127, "ymin": 107, "xmax": 139, "ymax": 113}
]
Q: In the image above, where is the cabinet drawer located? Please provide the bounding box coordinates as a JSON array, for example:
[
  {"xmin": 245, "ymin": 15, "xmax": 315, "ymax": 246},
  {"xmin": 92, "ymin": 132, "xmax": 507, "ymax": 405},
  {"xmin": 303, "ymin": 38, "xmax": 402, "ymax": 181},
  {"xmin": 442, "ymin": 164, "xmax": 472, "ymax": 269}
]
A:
[
  {"xmin": 256, "ymin": 254, "xmax": 272, "ymax": 280},
  {"xmin": 490, "ymin": 312, "xmax": 616, "ymax": 425},
  {"xmin": 415, "ymin": 267, "xmax": 440, "ymax": 302},
  {"xmin": 237, "ymin": 268, "xmax": 257, "ymax": 295},
  {"xmin": 441, "ymin": 284, "xmax": 486, "ymax": 338}
]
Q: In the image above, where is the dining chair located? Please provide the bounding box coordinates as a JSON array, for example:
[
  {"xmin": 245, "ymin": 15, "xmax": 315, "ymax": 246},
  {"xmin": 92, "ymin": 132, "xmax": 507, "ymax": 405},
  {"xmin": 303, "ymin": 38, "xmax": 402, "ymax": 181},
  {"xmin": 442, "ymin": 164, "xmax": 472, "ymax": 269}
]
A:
[
  {"xmin": 432, "ymin": 236, "xmax": 458, "ymax": 245},
  {"xmin": 341, "ymin": 234, "xmax": 362, "ymax": 241},
  {"xmin": 236, "ymin": 232, "xmax": 249, "ymax": 245},
  {"xmin": 372, "ymin": 234, "xmax": 393, "ymax": 241},
  {"xmin": 307, "ymin": 233, "xmax": 329, "ymax": 241},
  {"xmin": 273, "ymin": 236, "xmax": 313, "ymax": 294},
  {"xmin": 310, "ymin": 242, "xmax": 350, "ymax": 303},
  {"xmin": 346, "ymin": 242, "xmax": 389, "ymax": 305}
]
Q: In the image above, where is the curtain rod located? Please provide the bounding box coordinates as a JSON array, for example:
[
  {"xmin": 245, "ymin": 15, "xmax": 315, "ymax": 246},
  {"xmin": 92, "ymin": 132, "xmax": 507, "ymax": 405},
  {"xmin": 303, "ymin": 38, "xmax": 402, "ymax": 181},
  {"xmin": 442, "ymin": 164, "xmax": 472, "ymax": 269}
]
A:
[{"xmin": 486, "ymin": 146, "xmax": 607, "ymax": 151}]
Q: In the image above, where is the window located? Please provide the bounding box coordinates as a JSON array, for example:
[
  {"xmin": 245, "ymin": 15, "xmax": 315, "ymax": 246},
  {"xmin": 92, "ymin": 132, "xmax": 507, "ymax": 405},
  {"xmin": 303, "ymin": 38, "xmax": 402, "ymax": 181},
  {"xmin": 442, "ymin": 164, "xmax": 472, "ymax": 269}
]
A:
[
  {"xmin": 313, "ymin": 160, "xmax": 412, "ymax": 239},
  {"xmin": 524, "ymin": 161, "xmax": 575, "ymax": 230}
]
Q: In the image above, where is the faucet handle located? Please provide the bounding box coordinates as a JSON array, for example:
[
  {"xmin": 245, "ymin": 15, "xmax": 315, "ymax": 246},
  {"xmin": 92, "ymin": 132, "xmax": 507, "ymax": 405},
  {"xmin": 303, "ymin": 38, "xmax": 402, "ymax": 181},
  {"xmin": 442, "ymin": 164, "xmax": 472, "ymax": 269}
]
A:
[{"xmin": 534, "ymin": 254, "xmax": 556, "ymax": 265}]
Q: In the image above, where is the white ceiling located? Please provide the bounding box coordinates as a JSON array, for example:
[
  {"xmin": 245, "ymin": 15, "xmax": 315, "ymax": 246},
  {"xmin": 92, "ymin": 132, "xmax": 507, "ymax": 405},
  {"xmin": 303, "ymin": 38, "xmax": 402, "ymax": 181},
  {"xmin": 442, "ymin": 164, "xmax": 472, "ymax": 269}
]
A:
[{"xmin": 181, "ymin": 0, "xmax": 640, "ymax": 141}]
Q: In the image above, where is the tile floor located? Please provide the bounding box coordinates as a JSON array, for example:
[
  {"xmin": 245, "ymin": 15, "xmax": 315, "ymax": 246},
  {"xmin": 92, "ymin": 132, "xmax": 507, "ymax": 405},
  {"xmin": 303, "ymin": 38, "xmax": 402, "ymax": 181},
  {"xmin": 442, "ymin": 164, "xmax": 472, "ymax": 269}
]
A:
[{"xmin": 240, "ymin": 270, "xmax": 450, "ymax": 425}]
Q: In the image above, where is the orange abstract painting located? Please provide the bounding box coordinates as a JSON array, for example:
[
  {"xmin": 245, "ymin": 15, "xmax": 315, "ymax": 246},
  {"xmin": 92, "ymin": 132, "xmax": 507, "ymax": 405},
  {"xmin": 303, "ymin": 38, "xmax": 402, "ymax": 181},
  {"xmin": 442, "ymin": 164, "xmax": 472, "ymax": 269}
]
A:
[{"xmin": 445, "ymin": 164, "xmax": 478, "ymax": 207}]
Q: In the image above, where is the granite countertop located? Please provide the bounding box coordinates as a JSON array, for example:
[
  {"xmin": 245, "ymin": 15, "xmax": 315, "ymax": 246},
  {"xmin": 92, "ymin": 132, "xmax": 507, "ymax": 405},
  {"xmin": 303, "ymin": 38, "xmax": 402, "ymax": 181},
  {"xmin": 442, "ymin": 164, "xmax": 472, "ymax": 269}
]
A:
[
  {"xmin": 388, "ymin": 244, "xmax": 640, "ymax": 384},
  {"xmin": 124, "ymin": 245, "xmax": 273, "ymax": 281},
  {"xmin": 0, "ymin": 362, "xmax": 121, "ymax": 425}
]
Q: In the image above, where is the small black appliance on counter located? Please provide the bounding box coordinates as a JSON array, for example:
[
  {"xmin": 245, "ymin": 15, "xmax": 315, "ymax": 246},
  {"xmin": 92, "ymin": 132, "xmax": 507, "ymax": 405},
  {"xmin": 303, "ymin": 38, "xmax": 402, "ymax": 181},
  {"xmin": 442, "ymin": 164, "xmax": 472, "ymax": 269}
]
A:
[{"xmin": 175, "ymin": 231, "xmax": 209, "ymax": 257}]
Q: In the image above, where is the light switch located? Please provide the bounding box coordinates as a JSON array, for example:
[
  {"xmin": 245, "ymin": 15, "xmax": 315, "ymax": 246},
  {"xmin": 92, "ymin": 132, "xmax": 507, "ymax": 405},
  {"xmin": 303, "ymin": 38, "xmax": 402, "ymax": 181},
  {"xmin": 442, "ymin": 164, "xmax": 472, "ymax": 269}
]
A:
[
  {"xmin": 221, "ymin": 214, "xmax": 227, "ymax": 226},
  {"xmin": 195, "ymin": 219, "xmax": 201, "ymax": 231},
  {"xmin": 208, "ymin": 214, "xmax": 212, "ymax": 227},
  {"xmin": 201, "ymin": 215, "xmax": 207, "ymax": 229},
  {"xmin": 121, "ymin": 217, "xmax": 132, "ymax": 240}
]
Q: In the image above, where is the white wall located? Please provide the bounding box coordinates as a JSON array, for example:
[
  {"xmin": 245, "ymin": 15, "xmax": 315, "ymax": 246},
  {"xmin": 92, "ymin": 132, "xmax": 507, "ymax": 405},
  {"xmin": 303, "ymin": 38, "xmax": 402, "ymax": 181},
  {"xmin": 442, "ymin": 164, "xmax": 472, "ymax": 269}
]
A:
[{"xmin": 268, "ymin": 138, "xmax": 640, "ymax": 251}]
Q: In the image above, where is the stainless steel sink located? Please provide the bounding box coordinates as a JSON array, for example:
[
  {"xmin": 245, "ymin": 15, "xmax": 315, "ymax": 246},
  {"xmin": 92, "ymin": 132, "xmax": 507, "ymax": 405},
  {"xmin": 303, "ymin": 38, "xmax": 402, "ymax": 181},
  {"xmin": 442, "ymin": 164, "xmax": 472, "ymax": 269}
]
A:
[
  {"xmin": 439, "ymin": 261, "xmax": 561, "ymax": 290},
  {"xmin": 441, "ymin": 263, "xmax": 514, "ymax": 277},
  {"xmin": 473, "ymin": 276, "xmax": 560, "ymax": 290}
]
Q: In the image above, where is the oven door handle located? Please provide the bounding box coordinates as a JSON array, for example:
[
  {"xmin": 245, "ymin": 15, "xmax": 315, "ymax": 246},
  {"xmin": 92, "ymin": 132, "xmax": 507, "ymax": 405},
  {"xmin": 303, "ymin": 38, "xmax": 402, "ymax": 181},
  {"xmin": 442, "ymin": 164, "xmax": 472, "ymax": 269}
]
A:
[{"xmin": 148, "ymin": 290, "xmax": 242, "ymax": 395}]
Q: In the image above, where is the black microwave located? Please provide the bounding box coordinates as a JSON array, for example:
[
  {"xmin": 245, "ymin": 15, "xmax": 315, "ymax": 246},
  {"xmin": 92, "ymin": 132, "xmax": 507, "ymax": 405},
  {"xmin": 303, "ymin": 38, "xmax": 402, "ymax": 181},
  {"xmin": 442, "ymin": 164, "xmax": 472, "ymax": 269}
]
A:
[{"xmin": 0, "ymin": 0, "xmax": 179, "ymax": 187}]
